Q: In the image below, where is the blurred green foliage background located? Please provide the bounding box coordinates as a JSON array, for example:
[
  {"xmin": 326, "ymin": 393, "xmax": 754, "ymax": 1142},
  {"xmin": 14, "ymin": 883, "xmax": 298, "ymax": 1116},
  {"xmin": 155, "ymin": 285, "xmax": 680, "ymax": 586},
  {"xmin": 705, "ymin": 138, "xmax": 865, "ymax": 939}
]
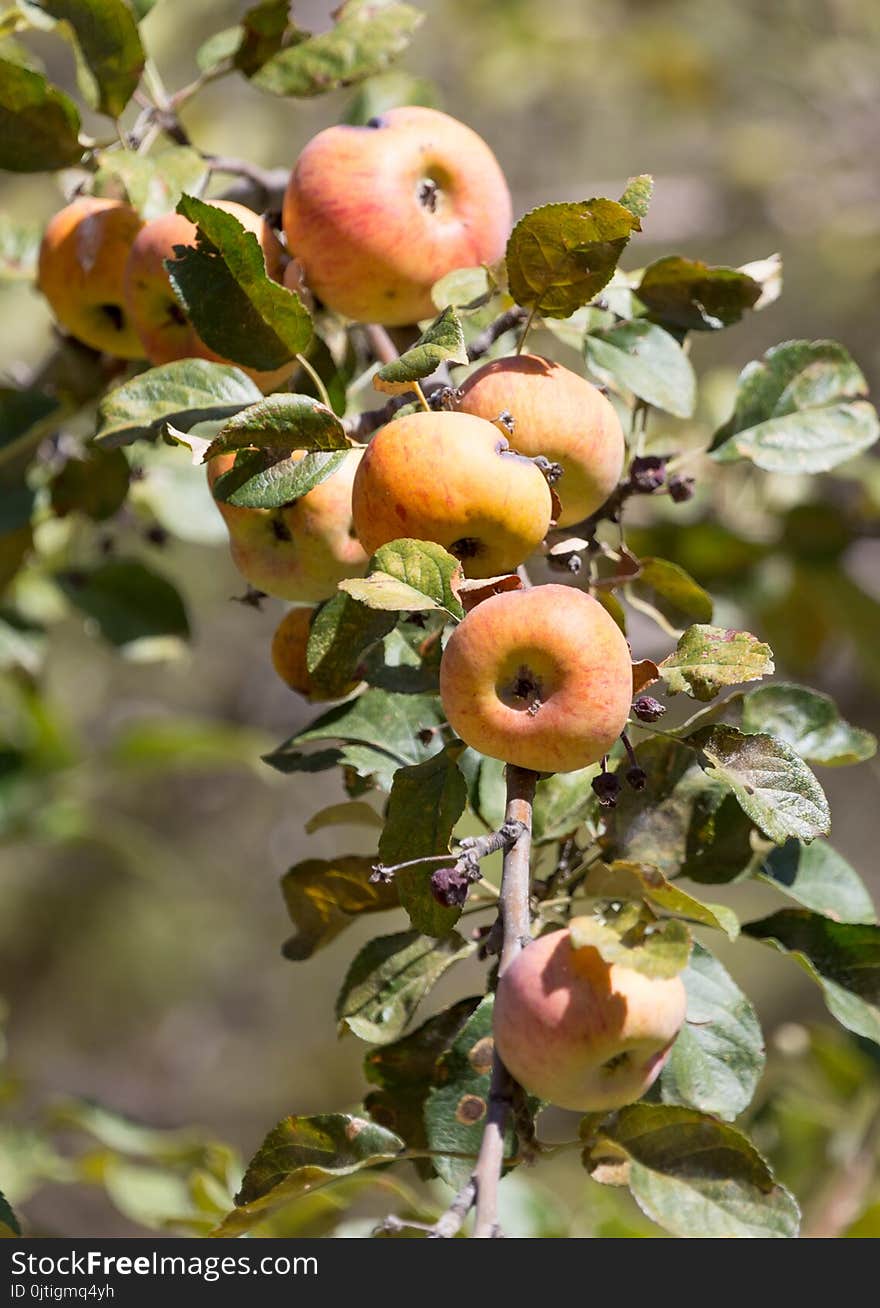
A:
[{"xmin": 1, "ymin": 0, "xmax": 879, "ymax": 1236}]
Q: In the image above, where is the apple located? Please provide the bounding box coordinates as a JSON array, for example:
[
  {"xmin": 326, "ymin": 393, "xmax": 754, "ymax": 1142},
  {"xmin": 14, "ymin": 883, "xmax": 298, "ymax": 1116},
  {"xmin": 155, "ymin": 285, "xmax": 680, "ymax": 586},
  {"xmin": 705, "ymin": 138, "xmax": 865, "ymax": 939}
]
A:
[
  {"xmin": 456, "ymin": 354, "xmax": 625, "ymax": 527},
  {"xmin": 271, "ymin": 606, "xmax": 360, "ymax": 700},
  {"xmin": 439, "ymin": 583, "xmax": 632, "ymax": 772},
  {"xmin": 208, "ymin": 447, "xmax": 367, "ymax": 602},
  {"xmin": 282, "ymin": 106, "xmax": 512, "ymax": 326},
  {"xmin": 494, "ymin": 923, "xmax": 687, "ymax": 1112},
  {"xmin": 351, "ymin": 411, "xmax": 552, "ymax": 578},
  {"xmin": 124, "ymin": 200, "xmax": 292, "ymax": 390},
  {"xmin": 38, "ymin": 197, "xmax": 144, "ymax": 359}
]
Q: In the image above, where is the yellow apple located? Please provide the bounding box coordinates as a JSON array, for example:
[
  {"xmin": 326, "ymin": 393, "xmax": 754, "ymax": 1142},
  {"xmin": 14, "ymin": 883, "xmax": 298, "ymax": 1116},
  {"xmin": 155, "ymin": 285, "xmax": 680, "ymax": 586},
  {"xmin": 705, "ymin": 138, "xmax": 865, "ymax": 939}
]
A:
[
  {"xmin": 208, "ymin": 448, "xmax": 367, "ymax": 602},
  {"xmin": 38, "ymin": 197, "xmax": 144, "ymax": 358},
  {"xmin": 439, "ymin": 583, "xmax": 632, "ymax": 772},
  {"xmin": 456, "ymin": 354, "xmax": 625, "ymax": 526},
  {"xmin": 351, "ymin": 411, "xmax": 552, "ymax": 578},
  {"xmin": 494, "ymin": 923, "xmax": 687, "ymax": 1112},
  {"xmin": 282, "ymin": 106, "xmax": 512, "ymax": 326}
]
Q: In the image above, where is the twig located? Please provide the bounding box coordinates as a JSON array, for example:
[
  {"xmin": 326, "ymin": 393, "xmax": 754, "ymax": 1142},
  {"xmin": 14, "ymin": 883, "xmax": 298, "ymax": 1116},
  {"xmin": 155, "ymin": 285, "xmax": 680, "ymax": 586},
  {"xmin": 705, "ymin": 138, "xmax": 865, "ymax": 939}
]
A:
[
  {"xmin": 472, "ymin": 764, "xmax": 537, "ymax": 1238},
  {"xmin": 463, "ymin": 306, "xmax": 528, "ymax": 363},
  {"xmin": 365, "ymin": 324, "xmax": 399, "ymax": 365},
  {"xmin": 205, "ymin": 155, "xmax": 289, "ymax": 198},
  {"xmin": 371, "ymin": 820, "xmax": 526, "ymax": 909}
]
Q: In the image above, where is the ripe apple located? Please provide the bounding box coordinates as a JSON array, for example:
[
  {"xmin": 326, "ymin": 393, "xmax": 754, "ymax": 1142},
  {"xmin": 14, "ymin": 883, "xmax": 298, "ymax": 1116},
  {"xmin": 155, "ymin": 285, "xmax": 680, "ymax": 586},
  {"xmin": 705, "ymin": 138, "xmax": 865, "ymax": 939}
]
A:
[
  {"xmin": 282, "ymin": 106, "xmax": 512, "ymax": 325},
  {"xmin": 271, "ymin": 606, "xmax": 361, "ymax": 700},
  {"xmin": 208, "ymin": 448, "xmax": 367, "ymax": 602},
  {"xmin": 439, "ymin": 583, "xmax": 632, "ymax": 772},
  {"xmin": 351, "ymin": 411, "xmax": 552, "ymax": 578},
  {"xmin": 124, "ymin": 200, "xmax": 292, "ymax": 390},
  {"xmin": 38, "ymin": 197, "xmax": 144, "ymax": 358},
  {"xmin": 456, "ymin": 354, "xmax": 625, "ymax": 527},
  {"xmin": 494, "ymin": 923, "xmax": 687, "ymax": 1112}
]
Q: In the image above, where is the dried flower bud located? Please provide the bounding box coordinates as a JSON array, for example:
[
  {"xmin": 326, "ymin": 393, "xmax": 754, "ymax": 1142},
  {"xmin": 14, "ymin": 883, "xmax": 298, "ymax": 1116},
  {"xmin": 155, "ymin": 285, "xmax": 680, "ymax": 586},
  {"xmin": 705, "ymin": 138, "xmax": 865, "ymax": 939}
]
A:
[
  {"xmin": 629, "ymin": 455, "xmax": 667, "ymax": 494},
  {"xmin": 668, "ymin": 474, "xmax": 696, "ymax": 503},
  {"xmin": 591, "ymin": 771, "xmax": 621, "ymax": 808},
  {"xmin": 431, "ymin": 865, "xmax": 471, "ymax": 908},
  {"xmin": 632, "ymin": 695, "xmax": 666, "ymax": 722},
  {"xmin": 626, "ymin": 765, "xmax": 648, "ymax": 791}
]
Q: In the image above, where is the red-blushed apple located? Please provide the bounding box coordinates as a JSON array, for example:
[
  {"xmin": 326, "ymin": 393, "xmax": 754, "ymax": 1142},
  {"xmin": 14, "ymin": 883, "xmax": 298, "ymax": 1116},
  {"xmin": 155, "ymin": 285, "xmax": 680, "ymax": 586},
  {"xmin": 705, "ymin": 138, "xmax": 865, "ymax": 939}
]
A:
[
  {"xmin": 271, "ymin": 605, "xmax": 361, "ymax": 700},
  {"xmin": 38, "ymin": 197, "xmax": 144, "ymax": 358},
  {"xmin": 456, "ymin": 354, "xmax": 625, "ymax": 526},
  {"xmin": 282, "ymin": 106, "xmax": 512, "ymax": 326},
  {"xmin": 494, "ymin": 923, "xmax": 687, "ymax": 1112},
  {"xmin": 439, "ymin": 583, "xmax": 632, "ymax": 772},
  {"xmin": 207, "ymin": 448, "xmax": 367, "ymax": 602},
  {"xmin": 123, "ymin": 200, "xmax": 292, "ymax": 390},
  {"xmin": 351, "ymin": 411, "xmax": 552, "ymax": 579}
]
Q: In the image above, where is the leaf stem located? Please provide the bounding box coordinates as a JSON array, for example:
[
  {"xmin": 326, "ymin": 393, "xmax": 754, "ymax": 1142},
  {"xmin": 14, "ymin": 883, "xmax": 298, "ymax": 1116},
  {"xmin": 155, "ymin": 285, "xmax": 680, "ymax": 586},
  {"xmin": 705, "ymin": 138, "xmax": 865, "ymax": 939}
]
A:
[
  {"xmin": 515, "ymin": 304, "xmax": 538, "ymax": 356},
  {"xmin": 295, "ymin": 352, "xmax": 331, "ymax": 409},
  {"xmin": 413, "ymin": 381, "xmax": 431, "ymax": 413}
]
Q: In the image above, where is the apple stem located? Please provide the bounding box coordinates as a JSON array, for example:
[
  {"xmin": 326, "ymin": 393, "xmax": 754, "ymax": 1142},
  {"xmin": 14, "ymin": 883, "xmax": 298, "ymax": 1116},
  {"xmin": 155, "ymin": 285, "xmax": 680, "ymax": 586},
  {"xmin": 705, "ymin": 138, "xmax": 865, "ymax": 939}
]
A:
[
  {"xmin": 471, "ymin": 764, "xmax": 538, "ymax": 1238},
  {"xmin": 413, "ymin": 381, "xmax": 432, "ymax": 413},
  {"xmin": 515, "ymin": 304, "xmax": 538, "ymax": 356}
]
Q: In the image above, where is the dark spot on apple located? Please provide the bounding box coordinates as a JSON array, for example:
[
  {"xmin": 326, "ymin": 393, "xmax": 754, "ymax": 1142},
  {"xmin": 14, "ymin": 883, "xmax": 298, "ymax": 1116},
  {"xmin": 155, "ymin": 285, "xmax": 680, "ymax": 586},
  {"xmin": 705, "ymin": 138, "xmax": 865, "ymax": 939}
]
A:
[
  {"xmin": 271, "ymin": 515, "xmax": 292, "ymax": 542},
  {"xmin": 601, "ymin": 1050, "xmax": 631, "ymax": 1075},
  {"xmin": 417, "ymin": 178, "xmax": 440, "ymax": 212},
  {"xmin": 166, "ymin": 300, "xmax": 187, "ymax": 327},
  {"xmin": 365, "ymin": 115, "xmax": 387, "ymax": 129},
  {"xmin": 449, "ymin": 537, "xmax": 483, "ymax": 560},
  {"xmin": 99, "ymin": 302, "xmax": 126, "ymax": 332}
]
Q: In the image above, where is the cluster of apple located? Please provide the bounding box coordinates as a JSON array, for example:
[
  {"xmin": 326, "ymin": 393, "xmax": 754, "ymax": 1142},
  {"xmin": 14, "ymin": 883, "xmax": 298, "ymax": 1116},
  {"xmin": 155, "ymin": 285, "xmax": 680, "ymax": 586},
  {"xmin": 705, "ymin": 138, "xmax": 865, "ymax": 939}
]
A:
[{"xmin": 37, "ymin": 106, "xmax": 685, "ymax": 1115}]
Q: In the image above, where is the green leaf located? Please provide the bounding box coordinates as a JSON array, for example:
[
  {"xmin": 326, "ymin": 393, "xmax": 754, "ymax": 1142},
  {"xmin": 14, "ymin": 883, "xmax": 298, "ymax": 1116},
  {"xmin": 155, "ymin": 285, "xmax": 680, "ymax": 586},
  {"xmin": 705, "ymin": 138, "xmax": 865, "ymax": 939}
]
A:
[
  {"xmin": 585, "ymin": 319, "xmax": 696, "ymax": 418},
  {"xmin": 431, "ymin": 265, "xmax": 492, "ymax": 311},
  {"xmin": 569, "ymin": 909, "xmax": 691, "ymax": 979},
  {"xmin": 586, "ymin": 861, "xmax": 739, "ymax": 939},
  {"xmin": 56, "ymin": 559, "xmax": 189, "ymax": 647},
  {"xmin": 95, "ymin": 360, "xmax": 261, "ymax": 448},
  {"xmin": 210, "ymin": 392, "xmax": 348, "ymax": 454},
  {"xmin": 373, "ymin": 307, "xmax": 467, "ymax": 394},
  {"xmin": 602, "ymin": 736, "xmax": 762, "ymax": 885},
  {"xmin": 168, "ymin": 195, "xmax": 312, "ymax": 372},
  {"xmin": 291, "ymin": 688, "xmax": 446, "ymax": 766},
  {"xmin": 210, "ymin": 447, "xmax": 348, "ymax": 510},
  {"xmin": 506, "ymin": 199, "xmax": 639, "ymax": 318},
  {"xmin": 0, "ymin": 1188, "xmax": 20, "ymax": 1237},
  {"xmin": 280, "ymin": 855, "xmax": 398, "ymax": 961},
  {"xmin": 741, "ymin": 682, "xmax": 876, "ymax": 767},
  {"xmin": 213, "ymin": 1114, "xmax": 403, "ymax": 1237},
  {"xmin": 637, "ymin": 256, "xmax": 761, "ymax": 332},
  {"xmin": 619, "ymin": 174, "xmax": 653, "ymax": 224},
  {"xmin": 94, "ymin": 146, "xmax": 209, "ymax": 220},
  {"xmin": 586, "ymin": 1104, "xmax": 799, "ymax": 1238},
  {"xmin": 363, "ymin": 998, "xmax": 478, "ymax": 1172},
  {"xmin": 660, "ymin": 943, "xmax": 763, "ymax": 1120},
  {"xmin": 379, "ymin": 744, "xmax": 468, "ymax": 937},
  {"xmin": 344, "ymin": 68, "xmax": 439, "ymax": 124},
  {"xmin": 745, "ymin": 909, "xmax": 880, "ymax": 1044},
  {"xmin": 304, "ymin": 592, "xmax": 397, "ymax": 701},
  {"xmin": 532, "ymin": 766, "xmax": 599, "ymax": 842},
  {"xmin": 233, "ymin": 0, "xmax": 291, "ymax": 77},
  {"xmin": 36, "ymin": 0, "xmax": 145, "ymax": 118},
  {"xmin": 0, "ymin": 58, "xmax": 82, "ymax": 171},
  {"xmin": 711, "ymin": 340, "xmax": 878, "ymax": 473},
  {"xmin": 760, "ymin": 840, "xmax": 875, "ymax": 924},
  {"xmin": 340, "ymin": 539, "xmax": 464, "ymax": 618},
  {"xmin": 689, "ymin": 724, "xmax": 830, "ymax": 845},
  {"xmin": 0, "ymin": 388, "xmax": 60, "ymax": 495},
  {"xmin": 251, "ymin": 0, "xmax": 424, "ymax": 97},
  {"xmin": 425, "ymin": 996, "xmax": 523, "ymax": 1189},
  {"xmin": 49, "ymin": 445, "xmax": 129, "ymax": 521},
  {"xmin": 0, "ymin": 213, "xmax": 39, "ymax": 279},
  {"xmin": 336, "ymin": 929, "xmax": 472, "ymax": 1044},
  {"xmin": 304, "ymin": 800, "xmax": 383, "ymax": 834},
  {"xmin": 196, "ymin": 26, "xmax": 243, "ymax": 73},
  {"xmin": 659, "ymin": 624, "xmax": 774, "ymax": 701},
  {"xmin": 630, "ymin": 557, "xmax": 712, "ymax": 628}
]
